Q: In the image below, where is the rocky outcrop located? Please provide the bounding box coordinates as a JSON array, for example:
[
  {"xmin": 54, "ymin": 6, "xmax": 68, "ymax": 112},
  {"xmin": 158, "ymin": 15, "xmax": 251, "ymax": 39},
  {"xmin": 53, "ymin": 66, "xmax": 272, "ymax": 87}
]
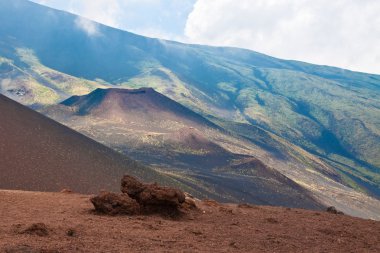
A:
[
  {"xmin": 91, "ymin": 175, "xmax": 190, "ymax": 216},
  {"xmin": 91, "ymin": 192, "xmax": 140, "ymax": 215},
  {"xmin": 121, "ymin": 175, "xmax": 185, "ymax": 207},
  {"xmin": 120, "ymin": 175, "xmax": 145, "ymax": 197},
  {"xmin": 326, "ymin": 206, "xmax": 344, "ymax": 215}
]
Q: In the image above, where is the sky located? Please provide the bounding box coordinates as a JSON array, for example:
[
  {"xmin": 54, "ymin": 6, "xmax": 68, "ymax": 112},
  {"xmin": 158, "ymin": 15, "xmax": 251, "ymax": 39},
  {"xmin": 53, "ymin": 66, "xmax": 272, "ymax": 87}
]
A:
[{"xmin": 30, "ymin": 0, "xmax": 380, "ymax": 74}]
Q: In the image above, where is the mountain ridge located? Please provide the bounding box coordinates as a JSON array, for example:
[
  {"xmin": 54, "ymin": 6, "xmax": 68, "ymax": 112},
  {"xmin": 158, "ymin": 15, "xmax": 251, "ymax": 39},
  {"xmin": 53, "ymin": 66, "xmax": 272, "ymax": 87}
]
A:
[{"xmin": 0, "ymin": 0, "xmax": 380, "ymax": 218}]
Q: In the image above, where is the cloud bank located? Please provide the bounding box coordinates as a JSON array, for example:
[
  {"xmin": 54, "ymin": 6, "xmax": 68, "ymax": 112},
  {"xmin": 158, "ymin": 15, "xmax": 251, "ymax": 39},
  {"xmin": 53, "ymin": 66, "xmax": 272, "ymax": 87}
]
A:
[
  {"xmin": 185, "ymin": 0, "xmax": 380, "ymax": 74},
  {"xmin": 69, "ymin": 0, "xmax": 121, "ymax": 29}
]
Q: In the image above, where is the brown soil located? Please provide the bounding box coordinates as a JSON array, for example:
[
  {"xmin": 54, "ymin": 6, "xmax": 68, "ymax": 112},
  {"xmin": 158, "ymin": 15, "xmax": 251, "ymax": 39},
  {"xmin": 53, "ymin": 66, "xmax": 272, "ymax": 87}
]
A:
[{"xmin": 1, "ymin": 190, "xmax": 379, "ymax": 253}]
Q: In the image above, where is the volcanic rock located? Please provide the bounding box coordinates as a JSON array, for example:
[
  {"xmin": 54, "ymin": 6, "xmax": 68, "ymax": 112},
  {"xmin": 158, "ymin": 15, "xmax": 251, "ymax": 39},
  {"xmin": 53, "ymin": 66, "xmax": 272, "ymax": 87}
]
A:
[
  {"xmin": 20, "ymin": 223, "xmax": 49, "ymax": 237},
  {"xmin": 182, "ymin": 193, "xmax": 197, "ymax": 210},
  {"xmin": 120, "ymin": 175, "xmax": 145, "ymax": 197},
  {"xmin": 60, "ymin": 189, "xmax": 73, "ymax": 194},
  {"xmin": 90, "ymin": 192, "xmax": 140, "ymax": 215},
  {"xmin": 326, "ymin": 206, "xmax": 344, "ymax": 215},
  {"xmin": 120, "ymin": 175, "xmax": 186, "ymax": 208},
  {"xmin": 92, "ymin": 176, "xmax": 189, "ymax": 215},
  {"xmin": 138, "ymin": 183, "xmax": 186, "ymax": 207}
]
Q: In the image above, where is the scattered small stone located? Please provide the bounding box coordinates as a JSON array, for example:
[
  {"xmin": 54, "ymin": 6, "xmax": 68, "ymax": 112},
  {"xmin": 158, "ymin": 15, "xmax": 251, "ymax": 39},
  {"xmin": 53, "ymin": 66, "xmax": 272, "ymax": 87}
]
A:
[
  {"xmin": 190, "ymin": 230, "xmax": 203, "ymax": 236},
  {"xmin": 238, "ymin": 203, "xmax": 254, "ymax": 209},
  {"xmin": 266, "ymin": 218, "xmax": 279, "ymax": 224},
  {"xmin": 21, "ymin": 223, "xmax": 49, "ymax": 237},
  {"xmin": 326, "ymin": 206, "xmax": 344, "ymax": 215},
  {"xmin": 182, "ymin": 195, "xmax": 197, "ymax": 210},
  {"xmin": 229, "ymin": 242, "xmax": 239, "ymax": 249},
  {"xmin": 66, "ymin": 228, "xmax": 76, "ymax": 237},
  {"xmin": 219, "ymin": 206, "xmax": 234, "ymax": 214},
  {"xmin": 202, "ymin": 199, "xmax": 219, "ymax": 207},
  {"xmin": 60, "ymin": 189, "xmax": 73, "ymax": 194},
  {"xmin": 144, "ymin": 224, "xmax": 159, "ymax": 230}
]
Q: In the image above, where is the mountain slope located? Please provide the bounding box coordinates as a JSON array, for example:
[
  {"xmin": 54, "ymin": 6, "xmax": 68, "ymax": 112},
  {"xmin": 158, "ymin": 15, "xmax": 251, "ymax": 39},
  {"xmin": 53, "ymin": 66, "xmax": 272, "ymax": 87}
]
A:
[
  {"xmin": 0, "ymin": 93, "xmax": 179, "ymax": 193},
  {"xmin": 42, "ymin": 88, "xmax": 326, "ymax": 210},
  {"xmin": 0, "ymin": 0, "xmax": 379, "ymax": 197},
  {"xmin": 41, "ymin": 88, "xmax": 380, "ymax": 219},
  {"xmin": 1, "ymin": 0, "xmax": 380, "ymax": 216},
  {"xmin": 60, "ymin": 87, "xmax": 217, "ymax": 129}
]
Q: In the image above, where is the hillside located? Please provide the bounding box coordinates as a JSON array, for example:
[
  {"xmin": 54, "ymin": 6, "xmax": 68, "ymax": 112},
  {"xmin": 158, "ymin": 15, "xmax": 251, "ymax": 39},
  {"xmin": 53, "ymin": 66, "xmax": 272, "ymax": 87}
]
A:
[
  {"xmin": 0, "ymin": 0, "xmax": 379, "ymax": 198},
  {"xmin": 41, "ymin": 88, "xmax": 380, "ymax": 219},
  {"xmin": 60, "ymin": 87, "xmax": 217, "ymax": 129},
  {"xmin": 1, "ymin": 190, "xmax": 380, "ymax": 253},
  {"xmin": 42, "ymin": 88, "xmax": 324, "ymax": 210},
  {"xmin": 0, "ymin": 94, "xmax": 179, "ymax": 193}
]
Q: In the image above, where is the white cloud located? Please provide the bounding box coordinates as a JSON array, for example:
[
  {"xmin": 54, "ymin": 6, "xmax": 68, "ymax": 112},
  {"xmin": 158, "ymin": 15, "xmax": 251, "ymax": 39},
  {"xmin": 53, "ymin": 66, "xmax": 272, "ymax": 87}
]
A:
[
  {"xmin": 68, "ymin": 0, "xmax": 122, "ymax": 29},
  {"xmin": 74, "ymin": 16, "xmax": 101, "ymax": 36},
  {"xmin": 185, "ymin": 0, "xmax": 380, "ymax": 74}
]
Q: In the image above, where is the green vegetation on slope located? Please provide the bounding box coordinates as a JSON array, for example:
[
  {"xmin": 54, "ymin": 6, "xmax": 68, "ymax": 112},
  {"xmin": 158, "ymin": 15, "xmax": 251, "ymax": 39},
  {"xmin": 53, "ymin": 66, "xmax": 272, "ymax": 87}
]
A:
[{"xmin": 0, "ymin": 0, "xmax": 379, "ymax": 198}]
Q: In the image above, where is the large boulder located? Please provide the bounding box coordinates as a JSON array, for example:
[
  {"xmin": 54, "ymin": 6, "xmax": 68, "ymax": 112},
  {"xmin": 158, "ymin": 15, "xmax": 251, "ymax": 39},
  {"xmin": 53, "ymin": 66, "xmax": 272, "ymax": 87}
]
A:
[
  {"xmin": 90, "ymin": 192, "xmax": 140, "ymax": 215},
  {"xmin": 120, "ymin": 175, "xmax": 185, "ymax": 208},
  {"xmin": 138, "ymin": 183, "xmax": 186, "ymax": 207},
  {"xmin": 91, "ymin": 175, "xmax": 190, "ymax": 216}
]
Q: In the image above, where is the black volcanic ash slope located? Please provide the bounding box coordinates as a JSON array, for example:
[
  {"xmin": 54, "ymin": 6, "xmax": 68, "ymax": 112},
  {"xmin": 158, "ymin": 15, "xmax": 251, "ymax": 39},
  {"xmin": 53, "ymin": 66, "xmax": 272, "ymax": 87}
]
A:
[{"xmin": 0, "ymin": 94, "xmax": 177, "ymax": 193}]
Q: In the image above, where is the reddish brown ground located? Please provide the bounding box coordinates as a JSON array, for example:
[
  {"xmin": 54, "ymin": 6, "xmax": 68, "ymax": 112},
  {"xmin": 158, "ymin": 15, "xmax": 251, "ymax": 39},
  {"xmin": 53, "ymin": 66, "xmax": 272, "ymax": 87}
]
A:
[{"xmin": 1, "ymin": 190, "xmax": 379, "ymax": 253}]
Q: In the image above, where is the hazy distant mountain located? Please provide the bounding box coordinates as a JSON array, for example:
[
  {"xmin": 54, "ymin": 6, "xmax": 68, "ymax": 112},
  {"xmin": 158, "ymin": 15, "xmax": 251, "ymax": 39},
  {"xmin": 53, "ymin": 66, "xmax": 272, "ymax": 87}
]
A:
[{"xmin": 1, "ymin": 0, "xmax": 380, "ymax": 218}]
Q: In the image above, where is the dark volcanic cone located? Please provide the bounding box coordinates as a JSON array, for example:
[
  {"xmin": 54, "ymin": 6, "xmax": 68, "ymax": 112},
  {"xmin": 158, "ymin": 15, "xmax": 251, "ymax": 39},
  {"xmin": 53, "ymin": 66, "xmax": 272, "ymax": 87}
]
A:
[{"xmin": 61, "ymin": 88, "xmax": 217, "ymax": 130}]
